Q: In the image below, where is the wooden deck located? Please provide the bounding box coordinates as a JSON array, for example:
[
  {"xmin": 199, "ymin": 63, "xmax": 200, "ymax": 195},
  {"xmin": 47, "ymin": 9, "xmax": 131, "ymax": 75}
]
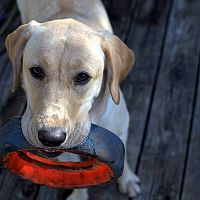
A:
[{"xmin": 0, "ymin": 0, "xmax": 200, "ymax": 199}]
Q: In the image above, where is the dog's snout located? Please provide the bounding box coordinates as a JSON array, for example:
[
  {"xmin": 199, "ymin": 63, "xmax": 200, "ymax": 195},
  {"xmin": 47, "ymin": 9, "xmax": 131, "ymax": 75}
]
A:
[{"xmin": 38, "ymin": 127, "xmax": 66, "ymax": 147}]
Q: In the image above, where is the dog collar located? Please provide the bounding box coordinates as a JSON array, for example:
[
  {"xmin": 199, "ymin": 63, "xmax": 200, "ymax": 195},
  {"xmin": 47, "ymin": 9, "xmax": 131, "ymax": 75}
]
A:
[{"xmin": 0, "ymin": 118, "xmax": 124, "ymax": 188}]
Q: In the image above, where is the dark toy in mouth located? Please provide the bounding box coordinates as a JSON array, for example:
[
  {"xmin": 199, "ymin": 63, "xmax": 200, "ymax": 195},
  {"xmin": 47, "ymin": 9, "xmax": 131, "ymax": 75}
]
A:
[{"xmin": 0, "ymin": 118, "xmax": 125, "ymax": 188}]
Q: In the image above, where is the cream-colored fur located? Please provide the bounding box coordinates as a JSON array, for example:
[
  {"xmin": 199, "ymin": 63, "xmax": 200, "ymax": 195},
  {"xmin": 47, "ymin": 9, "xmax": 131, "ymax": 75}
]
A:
[{"xmin": 6, "ymin": 0, "xmax": 140, "ymax": 198}]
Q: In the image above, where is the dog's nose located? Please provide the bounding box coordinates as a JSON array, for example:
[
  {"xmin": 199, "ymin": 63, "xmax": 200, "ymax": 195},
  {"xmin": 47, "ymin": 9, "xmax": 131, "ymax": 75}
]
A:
[{"xmin": 38, "ymin": 127, "xmax": 66, "ymax": 147}]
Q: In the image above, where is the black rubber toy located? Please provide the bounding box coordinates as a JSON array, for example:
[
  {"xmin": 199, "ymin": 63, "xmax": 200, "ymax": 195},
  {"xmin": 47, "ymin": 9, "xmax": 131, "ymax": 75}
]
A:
[{"xmin": 0, "ymin": 118, "xmax": 125, "ymax": 188}]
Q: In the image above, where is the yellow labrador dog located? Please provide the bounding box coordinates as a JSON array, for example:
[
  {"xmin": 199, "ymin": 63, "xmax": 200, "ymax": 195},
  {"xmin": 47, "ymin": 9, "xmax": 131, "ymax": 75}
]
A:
[{"xmin": 6, "ymin": 0, "xmax": 140, "ymax": 199}]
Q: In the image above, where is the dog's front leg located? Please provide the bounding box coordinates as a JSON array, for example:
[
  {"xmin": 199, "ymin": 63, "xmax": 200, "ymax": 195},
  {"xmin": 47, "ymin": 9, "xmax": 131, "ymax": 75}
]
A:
[
  {"xmin": 57, "ymin": 153, "xmax": 89, "ymax": 200},
  {"xmin": 117, "ymin": 132, "xmax": 141, "ymax": 198},
  {"xmin": 118, "ymin": 154, "xmax": 141, "ymax": 198},
  {"xmin": 66, "ymin": 189, "xmax": 88, "ymax": 200}
]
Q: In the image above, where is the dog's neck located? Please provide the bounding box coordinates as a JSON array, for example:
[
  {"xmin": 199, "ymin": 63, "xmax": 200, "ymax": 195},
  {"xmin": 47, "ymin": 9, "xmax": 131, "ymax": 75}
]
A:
[
  {"xmin": 89, "ymin": 69, "xmax": 111, "ymax": 124},
  {"xmin": 89, "ymin": 87, "xmax": 111, "ymax": 125}
]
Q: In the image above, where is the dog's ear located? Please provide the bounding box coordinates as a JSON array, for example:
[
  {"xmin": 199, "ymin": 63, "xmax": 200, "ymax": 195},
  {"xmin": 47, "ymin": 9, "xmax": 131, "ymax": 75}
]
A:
[
  {"xmin": 100, "ymin": 32, "xmax": 135, "ymax": 104},
  {"xmin": 5, "ymin": 24, "xmax": 31, "ymax": 92}
]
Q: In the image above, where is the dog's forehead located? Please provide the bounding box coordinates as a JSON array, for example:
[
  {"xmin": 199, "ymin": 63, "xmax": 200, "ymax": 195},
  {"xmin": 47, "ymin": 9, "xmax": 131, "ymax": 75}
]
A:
[{"xmin": 24, "ymin": 20, "xmax": 104, "ymax": 68}]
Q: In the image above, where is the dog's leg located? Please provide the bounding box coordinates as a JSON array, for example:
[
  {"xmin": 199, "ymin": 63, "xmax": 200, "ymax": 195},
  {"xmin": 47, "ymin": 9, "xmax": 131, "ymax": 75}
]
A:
[
  {"xmin": 118, "ymin": 154, "xmax": 141, "ymax": 198},
  {"xmin": 94, "ymin": 92, "xmax": 141, "ymax": 198},
  {"xmin": 56, "ymin": 153, "xmax": 89, "ymax": 200},
  {"xmin": 66, "ymin": 189, "xmax": 88, "ymax": 200},
  {"xmin": 117, "ymin": 131, "xmax": 141, "ymax": 198}
]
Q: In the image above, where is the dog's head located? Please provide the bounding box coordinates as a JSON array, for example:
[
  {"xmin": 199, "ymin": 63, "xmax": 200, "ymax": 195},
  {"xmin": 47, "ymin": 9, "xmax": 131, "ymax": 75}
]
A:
[{"xmin": 6, "ymin": 19, "xmax": 134, "ymax": 148}]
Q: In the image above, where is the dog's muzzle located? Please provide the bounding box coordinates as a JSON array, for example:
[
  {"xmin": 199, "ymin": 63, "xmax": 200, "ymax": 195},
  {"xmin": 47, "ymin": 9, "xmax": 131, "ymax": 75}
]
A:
[{"xmin": 0, "ymin": 118, "xmax": 125, "ymax": 188}]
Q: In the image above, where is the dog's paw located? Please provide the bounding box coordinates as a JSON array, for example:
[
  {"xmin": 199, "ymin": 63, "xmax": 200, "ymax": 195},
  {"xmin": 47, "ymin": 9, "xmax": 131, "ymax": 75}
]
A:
[
  {"xmin": 117, "ymin": 168, "xmax": 141, "ymax": 198},
  {"xmin": 66, "ymin": 189, "xmax": 88, "ymax": 200}
]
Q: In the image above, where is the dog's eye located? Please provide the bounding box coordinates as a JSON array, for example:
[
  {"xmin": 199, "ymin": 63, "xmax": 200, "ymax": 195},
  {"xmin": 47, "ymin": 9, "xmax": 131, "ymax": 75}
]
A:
[
  {"xmin": 75, "ymin": 72, "xmax": 91, "ymax": 85},
  {"xmin": 29, "ymin": 66, "xmax": 45, "ymax": 80}
]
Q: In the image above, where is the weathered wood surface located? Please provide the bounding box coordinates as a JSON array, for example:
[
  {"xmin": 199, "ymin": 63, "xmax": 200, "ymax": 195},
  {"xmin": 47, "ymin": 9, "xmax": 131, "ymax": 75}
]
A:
[
  {"xmin": 182, "ymin": 58, "xmax": 200, "ymax": 200},
  {"xmin": 0, "ymin": 0, "xmax": 200, "ymax": 199},
  {"xmin": 136, "ymin": 0, "xmax": 200, "ymax": 199},
  {"xmin": 90, "ymin": 0, "xmax": 174, "ymax": 199}
]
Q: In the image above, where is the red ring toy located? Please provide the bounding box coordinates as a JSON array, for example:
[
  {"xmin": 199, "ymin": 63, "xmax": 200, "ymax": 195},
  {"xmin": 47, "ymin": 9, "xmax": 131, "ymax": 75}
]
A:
[{"xmin": 0, "ymin": 118, "xmax": 124, "ymax": 188}]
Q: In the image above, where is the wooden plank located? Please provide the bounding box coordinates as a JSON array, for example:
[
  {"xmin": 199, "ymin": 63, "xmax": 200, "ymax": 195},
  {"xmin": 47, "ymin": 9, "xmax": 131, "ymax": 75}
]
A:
[
  {"xmin": 123, "ymin": 0, "xmax": 173, "ymax": 171},
  {"xmin": 89, "ymin": 0, "xmax": 173, "ymax": 199},
  {"xmin": 136, "ymin": 0, "xmax": 200, "ymax": 199},
  {"xmin": 181, "ymin": 60, "xmax": 200, "ymax": 199},
  {"xmin": 102, "ymin": 0, "xmax": 138, "ymax": 40},
  {"xmin": 0, "ymin": 3, "xmax": 21, "ymax": 121},
  {"xmin": 0, "ymin": 55, "xmax": 12, "ymax": 112}
]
